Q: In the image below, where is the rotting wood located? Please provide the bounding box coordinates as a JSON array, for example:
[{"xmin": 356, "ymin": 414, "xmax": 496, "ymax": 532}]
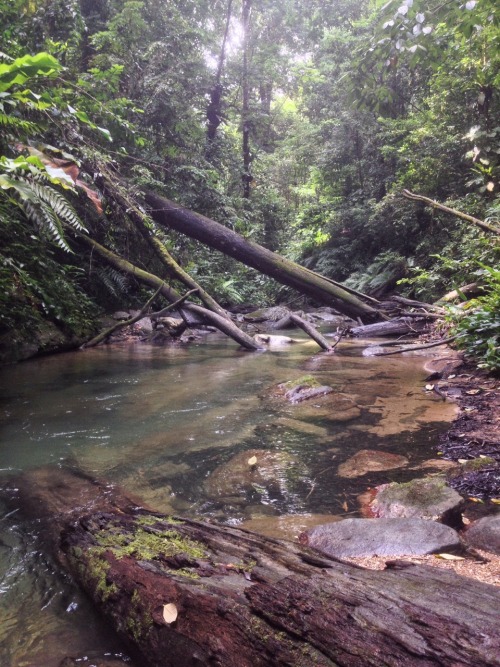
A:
[
  {"xmin": 373, "ymin": 336, "xmax": 458, "ymax": 356},
  {"xmin": 13, "ymin": 466, "xmax": 500, "ymax": 667},
  {"xmin": 350, "ymin": 317, "xmax": 429, "ymax": 338}
]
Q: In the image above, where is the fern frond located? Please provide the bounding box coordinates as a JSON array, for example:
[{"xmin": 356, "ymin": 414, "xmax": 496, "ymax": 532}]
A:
[
  {"xmin": 94, "ymin": 266, "xmax": 129, "ymax": 298},
  {"xmin": 30, "ymin": 180, "xmax": 86, "ymax": 232}
]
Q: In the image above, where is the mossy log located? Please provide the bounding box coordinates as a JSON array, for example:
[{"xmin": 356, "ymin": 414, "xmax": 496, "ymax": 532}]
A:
[
  {"xmin": 144, "ymin": 191, "xmax": 381, "ymax": 322},
  {"xmin": 13, "ymin": 466, "xmax": 500, "ymax": 667}
]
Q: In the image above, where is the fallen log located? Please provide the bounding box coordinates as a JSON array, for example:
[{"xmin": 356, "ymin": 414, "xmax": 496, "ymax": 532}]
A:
[
  {"xmin": 75, "ymin": 232, "xmax": 261, "ymax": 351},
  {"xmin": 144, "ymin": 191, "xmax": 381, "ymax": 322},
  {"xmin": 12, "ymin": 466, "xmax": 500, "ymax": 667},
  {"xmin": 350, "ymin": 316, "xmax": 429, "ymax": 338},
  {"xmin": 402, "ymin": 190, "xmax": 500, "ymax": 237}
]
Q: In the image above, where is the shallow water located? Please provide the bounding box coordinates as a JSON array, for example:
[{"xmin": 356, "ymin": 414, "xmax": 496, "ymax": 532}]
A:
[{"xmin": 0, "ymin": 333, "xmax": 457, "ymax": 666}]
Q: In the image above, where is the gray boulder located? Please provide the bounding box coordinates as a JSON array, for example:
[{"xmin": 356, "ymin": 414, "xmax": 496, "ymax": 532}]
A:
[
  {"xmin": 300, "ymin": 517, "xmax": 461, "ymax": 558},
  {"xmin": 463, "ymin": 514, "xmax": 500, "ymax": 555},
  {"xmin": 364, "ymin": 477, "xmax": 464, "ymax": 527}
]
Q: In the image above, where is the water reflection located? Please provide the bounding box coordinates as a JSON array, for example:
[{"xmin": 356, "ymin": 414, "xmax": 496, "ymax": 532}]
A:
[{"xmin": 0, "ymin": 335, "xmax": 457, "ymax": 665}]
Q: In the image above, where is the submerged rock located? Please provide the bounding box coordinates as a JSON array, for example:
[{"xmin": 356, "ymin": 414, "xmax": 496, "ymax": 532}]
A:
[
  {"xmin": 291, "ymin": 392, "xmax": 361, "ymax": 423},
  {"xmin": 270, "ymin": 417, "xmax": 329, "ymax": 438},
  {"xmin": 300, "ymin": 517, "xmax": 461, "ymax": 557},
  {"xmin": 362, "ymin": 477, "xmax": 464, "ymax": 527},
  {"xmin": 463, "ymin": 515, "xmax": 500, "ymax": 555},
  {"xmin": 338, "ymin": 449, "xmax": 409, "ymax": 479},
  {"xmin": 203, "ymin": 448, "xmax": 305, "ymax": 501},
  {"xmin": 240, "ymin": 512, "xmax": 342, "ymax": 541}
]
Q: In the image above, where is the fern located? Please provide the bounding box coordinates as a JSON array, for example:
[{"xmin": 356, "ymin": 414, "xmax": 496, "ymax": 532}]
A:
[
  {"xmin": 0, "ymin": 158, "xmax": 87, "ymax": 252},
  {"xmin": 94, "ymin": 266, "xmax": 129, "ymax": 298},
  {"xmin": 0, "ymin": 112, "xmax": 40, "ymax": 135}
]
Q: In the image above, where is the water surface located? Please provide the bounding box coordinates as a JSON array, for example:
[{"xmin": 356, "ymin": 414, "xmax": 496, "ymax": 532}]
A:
[{"xmin": 0, "ymin": 334, "xmax": 456, "ymax": 666}]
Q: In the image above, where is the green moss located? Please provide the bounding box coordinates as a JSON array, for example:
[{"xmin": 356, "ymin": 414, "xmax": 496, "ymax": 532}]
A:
[
  {"xmin": 126, "ymin": 588, "xmax": 153, "ymax": 642},
  {"xmin": 135, "ymin": 514, "xmax": 183, "ymax": 527},
  {"xmin": 381, "ymin": 478, "xmax": 449, "ymax": 507},
  {"xmin": 82, "ymin": 548, "xmax": 118, "ymax": 602},
  {"xmin": 282, "ymin": 375, "xmax": 321, "ymax": 390},
  {"xmin": 93, "ymin": 522, "xmax": 205, "ymax": 562},
  {"xmin": 462, "ymin": 457, "xmax": 496, "ymax": 472}
]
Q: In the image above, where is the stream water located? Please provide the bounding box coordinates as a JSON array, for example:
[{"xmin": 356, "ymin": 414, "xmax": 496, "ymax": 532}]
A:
[{"xmin": 0, "ymin": 332, "xmax": 457, "ymax": 666}]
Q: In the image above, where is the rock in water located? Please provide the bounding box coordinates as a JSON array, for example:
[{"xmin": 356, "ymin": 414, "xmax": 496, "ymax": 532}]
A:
[
  {"xmin": 338, "ymin": 449, "xmax": 409, "ymax": 478},
  {"xmin": 362, "ymin": 477, "xmax": 464, "ymax": 527},
  {"xmin": 300, "ymin": 517, "xmax": 461, "ymax": 557}
]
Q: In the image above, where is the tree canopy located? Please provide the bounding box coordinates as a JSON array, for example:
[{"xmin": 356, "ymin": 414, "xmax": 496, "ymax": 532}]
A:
[{"xmin": 0, "ymin": 0, "xmax": 499, "ymax": 366}]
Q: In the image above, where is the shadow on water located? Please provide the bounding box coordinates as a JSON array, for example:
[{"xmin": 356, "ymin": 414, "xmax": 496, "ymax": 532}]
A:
[{"xmin": 0, "ymin": 333, "xmax": 457, "ymax": 665}]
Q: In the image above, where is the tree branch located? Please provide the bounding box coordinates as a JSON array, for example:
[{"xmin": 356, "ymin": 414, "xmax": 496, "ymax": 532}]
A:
[{"xmin": 402, "ymin": 190, "xmax": 500, "ymax": 237}]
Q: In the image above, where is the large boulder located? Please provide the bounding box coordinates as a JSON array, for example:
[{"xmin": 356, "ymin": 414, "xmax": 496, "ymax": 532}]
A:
[
  {"xmin": 463, "ymin": 514, "xmax": 500, "ymax": 555},
  {"xmin": 362, "ymin": 477, "xmax": 464, "ymax": 527},
  {"xmin": 338, "ymin": 449, "xmax": 409, "ymax": 478},
  {"xmin": 300, "ymin": 517, "xmax": 461, "ymax": 557}
]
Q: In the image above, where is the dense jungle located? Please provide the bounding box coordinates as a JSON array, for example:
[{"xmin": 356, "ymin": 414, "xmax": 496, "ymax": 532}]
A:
[{"xmin": 1, "ymin": 1, "xmax": 500, "ymax": 666}]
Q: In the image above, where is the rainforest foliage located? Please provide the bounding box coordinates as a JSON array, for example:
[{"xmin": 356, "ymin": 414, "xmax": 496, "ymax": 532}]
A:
[{"xmin": 0, "ymin": 0, "xmax": 499, "ymax": 366}]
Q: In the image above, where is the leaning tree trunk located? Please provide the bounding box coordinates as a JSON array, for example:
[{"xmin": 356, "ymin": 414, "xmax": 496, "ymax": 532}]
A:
[
  {"xmin": 144, "ymin": 192, "xmax": 381, "ymax": 322},
  {"xmin": 75, "ymin": 232, "xmax": 261, "ymax": 350},
  {"xmin": 14, "ymin": 466, "xmax": 500, "ymax": 667}
]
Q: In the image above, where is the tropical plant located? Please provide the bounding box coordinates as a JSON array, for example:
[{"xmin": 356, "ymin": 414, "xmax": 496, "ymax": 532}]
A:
[{"xmin": 452, "ymin": 263, "xmax": 500, "ymax": 371}]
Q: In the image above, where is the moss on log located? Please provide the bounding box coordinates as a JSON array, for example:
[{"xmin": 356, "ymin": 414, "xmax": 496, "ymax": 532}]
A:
[{"xmin": 12, "ymin": 466, "xmax": 500, "ymax": 667}]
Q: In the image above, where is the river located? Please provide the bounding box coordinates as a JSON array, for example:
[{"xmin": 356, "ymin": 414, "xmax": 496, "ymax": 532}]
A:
[{"xmin": 0, "ymin": 332, "xmax": 457, "ymax": 666}]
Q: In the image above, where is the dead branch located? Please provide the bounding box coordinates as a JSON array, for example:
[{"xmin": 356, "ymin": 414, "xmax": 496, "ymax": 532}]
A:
[
  {"xmin": 373, "ymin": 336, "xmax": 457, "ymax": 356},
  {"xmin": 81, "ymin": 284, "xmax": 165, "ymax": 349},
  {"xmin": 402, "ymin": 190, "xmax": 500, "ymax": 237}
]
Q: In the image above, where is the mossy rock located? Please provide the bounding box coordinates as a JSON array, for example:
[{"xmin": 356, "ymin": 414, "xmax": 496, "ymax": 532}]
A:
[{"xmin": 367, "ymin": 477, "xmax": 464, "ymax": 527}]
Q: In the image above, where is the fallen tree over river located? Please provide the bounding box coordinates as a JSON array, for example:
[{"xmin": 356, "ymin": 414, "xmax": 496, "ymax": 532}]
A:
[
  {"xmin": 144, "ymin": 190, "xmax": 382, "ymax": 322},
  {"xmin": 12, "ymin": 466, "xmax": 500, "ymax": 667}
]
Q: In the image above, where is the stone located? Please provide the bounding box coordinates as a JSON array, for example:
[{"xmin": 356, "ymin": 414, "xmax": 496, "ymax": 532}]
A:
[
  {"xmin": 291, "ymin": 392, "xmax": 361, "ymax": 423},
  {"xmin": 202, "ymin": 448, "xmax": 304, "ymax": 500},
  {"xmin": 111, "ymin": 311, "xmax": 130, "ymax": 320},
  {"xmin": 463, "ymin": 515, "xmax": 500, "ymax": 555},
  {"xmin": 271, "ymin": 417, "xmax": 329, "ymax": 438},
  {"xmin": 134, "ymin": 317, "xmax": 153, "ymax": 333},
  {"xmin": 300, "ymin": 517, "xmax": 461, "ymax": 558},
  {"xmin": 363, "ymin": 477, "xmax": 464, "ymax": 527},
  {"xmin": 240, "ymin": 513, "xmax": 342, "ymax": 541},
  {"xmin": 254, "ymin": 334, "xmax": 295, "ymax": 346},
  {"xmin": 244, "ymin": 306, "xmax": 291, "ymax": 322},
  {"xmin": 338, "ymin": 449, "xmax": 409, "ymax": 478}
]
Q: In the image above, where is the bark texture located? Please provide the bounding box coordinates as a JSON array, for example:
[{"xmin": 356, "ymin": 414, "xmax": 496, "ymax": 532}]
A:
[{"xmin": 13, "ymin": 466, "xmax": 500, "ymax": 667}]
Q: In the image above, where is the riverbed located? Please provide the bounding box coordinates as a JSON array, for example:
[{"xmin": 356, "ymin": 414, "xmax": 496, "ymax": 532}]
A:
[{"xmin": 0, "ymin": 333, "xmax": 457, "ymax": 666}]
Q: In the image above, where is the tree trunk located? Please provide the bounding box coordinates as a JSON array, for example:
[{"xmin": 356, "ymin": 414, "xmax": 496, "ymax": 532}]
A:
[
  {"xmin": 15, "ymin": 466, "xmax": 500, "ymax": 667},
  {"xmin": 241, "ymin": 0, "xmax": 253, "ymax": 198},
  {"xmin": 206, "ymin": 0, "xmax": 233, "ymax": 147},
  {"xmin": 75, "ymin": 232, "xmax": 261, "ymax": 350},
  {"xmin": 144, "ymin": 192, "xmax": 381, "ymax": 322}
]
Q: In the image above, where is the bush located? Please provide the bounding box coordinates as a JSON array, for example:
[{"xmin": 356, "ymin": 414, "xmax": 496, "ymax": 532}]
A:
[{"xmin": 453, "ymin": 264, "xmax": 500, "ymax": 372}]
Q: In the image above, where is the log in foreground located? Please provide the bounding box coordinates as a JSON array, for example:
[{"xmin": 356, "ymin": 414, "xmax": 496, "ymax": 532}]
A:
[
  {"xmin": 60, "ymin": 510, "xmax": 500, "ymax": 667},
  {"xmin": 13, "ymin": 467, "xmax": 500, "ymax": 667}
]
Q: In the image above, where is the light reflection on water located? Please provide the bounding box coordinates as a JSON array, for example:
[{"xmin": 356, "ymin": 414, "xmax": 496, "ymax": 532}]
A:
[{"xmin": 0, "ymin": 335, "xmax": 456, "ymax": 666}]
